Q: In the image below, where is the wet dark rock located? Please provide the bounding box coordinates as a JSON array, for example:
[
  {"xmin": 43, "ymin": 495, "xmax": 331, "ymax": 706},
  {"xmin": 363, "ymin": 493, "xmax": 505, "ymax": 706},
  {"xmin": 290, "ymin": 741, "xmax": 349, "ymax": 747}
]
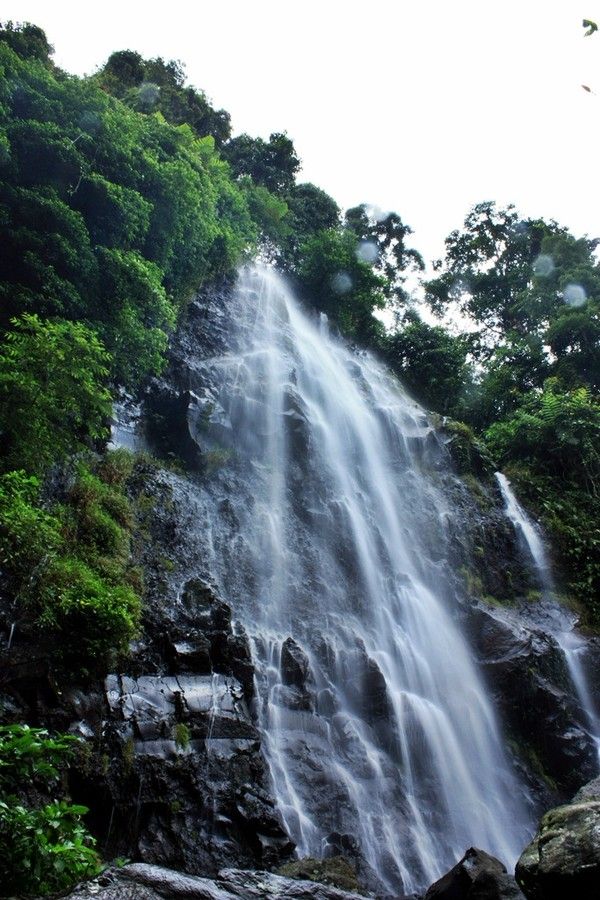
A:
[
  {"xmin": 65, "ymin": 864, "xmax": 371, "ymax": 900},
  {"xmin": 281, "ymin": 637, "xmax": 311, "ymax": 690},
  {"xmin": 515, "ymin": 778, "xmax": 600, "ymax": 899},
  {"xmin": 217, "ymin": 866, "xmax": 368, "ymax": 898},
  {"xmin": 573, "ymin": 774, "xmax": 600, "ymax": 802},
  {"xmin": 145, "ymin": 385, "xmax": 205, "ymax": 469},
  {"xmin": 467, "ymin": 603, "xmax": 597, "ymax": 797},
  {"xmin": 97, "ymin": 669, "xmax": 293, "ymax": 874},
  {"xmin": 425, "ymin": 847, "xmax": 525, "ymax": 899},
  {"xmin": 362, "ymin": 656, "xmax": 390, "ymax": 723},
  {"xmin": 322, "ymin": 833, "xmax": 389, "ymax": 898}
]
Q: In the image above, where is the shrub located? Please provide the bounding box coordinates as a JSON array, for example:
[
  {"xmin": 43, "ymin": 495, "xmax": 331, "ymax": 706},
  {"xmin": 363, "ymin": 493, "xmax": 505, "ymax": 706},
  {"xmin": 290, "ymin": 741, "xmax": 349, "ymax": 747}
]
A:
[
  {"xmin": 0, "ymin": 724, "xmax": 99, "ymax": 897},
  {"xmin": 25, "ymin": 555, "xmax": 140, "ymax": 671},
  {"xmin": 0, "ymin": 471, "xmax": 62, "ymax": 581}
]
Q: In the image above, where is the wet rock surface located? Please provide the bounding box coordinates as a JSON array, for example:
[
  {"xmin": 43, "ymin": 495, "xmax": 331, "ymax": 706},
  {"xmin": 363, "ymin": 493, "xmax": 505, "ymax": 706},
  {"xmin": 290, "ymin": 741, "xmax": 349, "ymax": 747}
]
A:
[
  {"xmin": 467, "ymin": 602, "xmax": 598, "ymax": 797},
  {"xmin": 0, "ymin": 572, "xmax": 293, "ymax": 875},
  {"xmin": 424, "ymin": 847, "xmax": 525, "ymax": 899},
  {"xmin": 515, "ymin": 777, "xmax": 600, "ymax": 899},
  {"xmin": 66, "ymin": 863, "xmax": 370, "ymax": 900},
  {"xmin": 3, "ymin": 276, "xmax": 600, "ymax": 897}
]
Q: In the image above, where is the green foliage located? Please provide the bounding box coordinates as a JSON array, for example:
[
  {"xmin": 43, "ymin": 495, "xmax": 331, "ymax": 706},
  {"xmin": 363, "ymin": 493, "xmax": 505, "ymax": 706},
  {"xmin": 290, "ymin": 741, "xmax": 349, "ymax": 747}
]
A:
[
  {"xmin": 0, "ymin": 472, "xmax": 62, "ymax": 581},
  {"xmin": 345, "ymin": 204, "xmax": 424, "ymax": 305},
  {"xmin": 583, "ymin": 19, "xmax": 598, "ymax": 36},
  {"xmin": 485, "ymin": 381, "xmax": 600, "ymax": 626},
  {"xmin": 426, "ymin": 202, "xmax": 600, "ymax": 625},
  {"xmin": 241, "ymin": 178, "xmax": 290, "ymax": 251},
  {"xmin": 0, "ymin": 800, "xmax": 99, "ymax": 896},
  {"xmin": 0, "ymin": 34, "xmax": 257, "ymax": 397},
  {"xmin": 0, "ymin": 453, "xmax": 141, "ymax": 675},
  {"xmin": 0, "ymin": 315, "xmax": 112, "ymax": 475},
  {"xmin": 0, "ymin": 724, "xmax": 76, "ymax": 785},
  {"xmin": 383, "ymin": 315, "xmax": 469, "ymax": 414},
  {"xmin": 440, "ymin": 419, "xmax": 495, "ymax": 476},
  {"xmin": 279, "ymin": 182, "xmax": 339, "ymax": 268},
  {"xmin": 486, "ymin": 381, "xmax": 600, "ymax": 487},
  {"xmin": 297, "ymin": 228, "xmax": 387, "ymax": 341},
  {"xmin": 97, "ymin": 51, "xmax": 231, "ymax": 146},
  {"xmin": 0, "ymin": 725, "xmax": 99, "ymax": 897},
  {"xmin": 0, "ymin": 20, "xmax": 53, "ymax": 62},
  {"xmin": 223, "ymin": 131, "xmax": 301, "ymax": 195},
  {"xmin": 25, "ymin": 555, "xmax": 140, "ymax": 669},
  {"xmin": 173, "ymin": 722, "xmax": 191, "ymax": 750}
]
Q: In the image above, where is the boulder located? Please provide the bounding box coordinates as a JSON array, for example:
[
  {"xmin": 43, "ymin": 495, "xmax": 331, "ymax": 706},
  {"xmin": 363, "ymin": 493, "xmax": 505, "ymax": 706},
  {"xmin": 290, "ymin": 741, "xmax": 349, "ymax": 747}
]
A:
[
  {"xmin": 425, "ymin": 847, "xmax": 525, "ymax": 899},
  {"xmin": 515, "ymin": 777, "xmax": 600, "ymax": 899},
  {"xmin": 65, "ymin": 863, "xmax": 370, "ymax": 900}
]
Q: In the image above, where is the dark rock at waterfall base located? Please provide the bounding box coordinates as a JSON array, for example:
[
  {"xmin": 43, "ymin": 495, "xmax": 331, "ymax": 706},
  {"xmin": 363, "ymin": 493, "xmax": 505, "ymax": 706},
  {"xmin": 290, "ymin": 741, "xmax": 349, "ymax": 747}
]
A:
[
  {"xmin": 466, "ymin": 602, "xmax": 598, "ymax": 798},
  {"xmin": 515, "ymin": 777, "xmax": 600, "ymax": 899},
  {"xmin": 424, "ymin": 847, "xmax": 525, "ymax": 899},
  {"xmin": 277, "ymin": 856, "xmax": 364, "ymax": 893},
  {"xmin": 0, "ymin": 564, "xmax": 293, "ymax": 876},
  {"xmin": 322, "ymin": 832, "xmax": 389, "ymax": 897},
  {"xmin": 65, "ymin": 863, "xmax": 370, "ymax": 899}
]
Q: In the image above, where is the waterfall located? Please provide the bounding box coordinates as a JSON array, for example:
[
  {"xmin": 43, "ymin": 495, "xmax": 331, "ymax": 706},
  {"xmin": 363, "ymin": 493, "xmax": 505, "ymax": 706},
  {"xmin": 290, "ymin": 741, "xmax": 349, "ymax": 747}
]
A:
[
  {"xmin": 496, "ymin": 472, "xmax": 600, "ymax": 768},
  {"xmin": 495, "ymin": 472, "xmax": 551, "ymax": 591},
  {"xmin": 192, "ymin": 266, "xmax": 533, "ymax": 894}
]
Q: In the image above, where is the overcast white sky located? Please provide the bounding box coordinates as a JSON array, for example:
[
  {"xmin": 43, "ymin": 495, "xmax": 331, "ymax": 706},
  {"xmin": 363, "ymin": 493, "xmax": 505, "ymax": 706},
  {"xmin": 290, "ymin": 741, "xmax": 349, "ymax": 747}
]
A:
[{"xmin": 4, "ymin": 1, "xmax": 600, "ymax": 264}]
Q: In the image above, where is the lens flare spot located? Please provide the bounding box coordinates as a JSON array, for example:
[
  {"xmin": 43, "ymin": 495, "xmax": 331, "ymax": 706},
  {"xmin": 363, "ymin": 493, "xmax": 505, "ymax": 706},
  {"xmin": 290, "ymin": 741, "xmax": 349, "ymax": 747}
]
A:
[
  {"xmin": 449, "ymin": 279, "xmax": 470, "ymax": 300},
  {"xmin": 331, "ymin": 272, "xmax": 352, "ymax": 294},
  {"xmin": 533, "ymin": 255, "xmax": 554, "ymax": 277},
  {"xmin": 138, "ymin": 82, "xmax": 161, "ymax": 110},
  {"xmin": 563, "ymin": 283, "xmax": 587, "ymax": 307},
  {"xmin": 356, "ymin": 241, "xmax": 378, "ymax": 264}
]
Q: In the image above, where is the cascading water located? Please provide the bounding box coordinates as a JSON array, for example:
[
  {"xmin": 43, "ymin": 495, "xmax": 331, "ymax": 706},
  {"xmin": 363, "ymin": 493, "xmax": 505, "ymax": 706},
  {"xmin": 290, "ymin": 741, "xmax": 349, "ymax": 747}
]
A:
[
  {"xmin": 190, "ymin": 266, "xmax": 533, "ymax": 893},
  {"xmin": 496, "ymin": 472, "xmax": 600, "ymax": 767},
  {"xmin": 495, "ymin": 473, "xmax": 551, "ymax": 592}
]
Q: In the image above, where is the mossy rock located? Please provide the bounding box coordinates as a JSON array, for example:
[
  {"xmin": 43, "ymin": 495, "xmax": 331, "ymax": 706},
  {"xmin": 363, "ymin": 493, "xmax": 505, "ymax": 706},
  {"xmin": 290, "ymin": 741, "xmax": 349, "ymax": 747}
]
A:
[
  {"xmin": 436, "ymin": 417, "xmax": 496, "ymax": 477},
  {"xmin": 277, "ymin": 856, "xmax": 364, "ymax": 893}
]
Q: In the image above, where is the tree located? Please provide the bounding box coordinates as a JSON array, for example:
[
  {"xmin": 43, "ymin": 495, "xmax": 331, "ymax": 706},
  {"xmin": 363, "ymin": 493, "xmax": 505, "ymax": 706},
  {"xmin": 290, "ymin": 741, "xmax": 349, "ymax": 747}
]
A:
[
  {"xmin": 297, "ymin": 228, "xmax": 387, "ymax": 341},
  {"xmin": 383, "ymin": 314, "xmax": 470, "ymax": 414},
  {"xmin": 222, "ymin": 132, "xmax": 301, "ymax": 195},
  {"xmin": 345, "ymin": 204, "xmax": 424, "ymax": 306},
  {"xmin": 96, "ymin": 52, "xmax": 231, "ymax": 146},
  {"xmin": 0, "ymin": 21, "xmax": 52, "ymax": 63},
  {"xmin": 281, "ymin": 182, "xmax": 340, "ymax": 268},
  {"xmin": 0, "ymin": 315, "xmax": 112, "ymax": 474}
]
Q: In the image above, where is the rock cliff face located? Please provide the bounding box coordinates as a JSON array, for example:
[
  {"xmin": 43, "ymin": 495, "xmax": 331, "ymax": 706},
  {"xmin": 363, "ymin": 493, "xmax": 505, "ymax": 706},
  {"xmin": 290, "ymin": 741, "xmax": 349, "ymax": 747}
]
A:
[
  {"xmin": 140, "ymin": 278, "xmax": 599, "ymax": 808},
  {"xmin": 2, "ymin": 274, "xmax": 599, "ymax": 895}
]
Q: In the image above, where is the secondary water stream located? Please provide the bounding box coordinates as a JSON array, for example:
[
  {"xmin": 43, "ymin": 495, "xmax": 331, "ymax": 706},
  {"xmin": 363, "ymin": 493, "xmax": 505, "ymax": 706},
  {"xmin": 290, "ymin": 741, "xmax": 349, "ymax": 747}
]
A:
[{"xmin": 496, "ymin": 472, "xmax": 600, "ymax": 767}]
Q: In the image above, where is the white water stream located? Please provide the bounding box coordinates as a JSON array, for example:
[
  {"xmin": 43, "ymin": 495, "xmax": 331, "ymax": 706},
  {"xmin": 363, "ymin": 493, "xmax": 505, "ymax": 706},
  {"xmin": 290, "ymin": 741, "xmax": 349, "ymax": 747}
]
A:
[
  {"xmin": 495, "ymin": 472, "xmax": 600, "ymax": 767},
  {"xmin": 191, "ymin": 266, "xmax": 533, "ymax": 893}
]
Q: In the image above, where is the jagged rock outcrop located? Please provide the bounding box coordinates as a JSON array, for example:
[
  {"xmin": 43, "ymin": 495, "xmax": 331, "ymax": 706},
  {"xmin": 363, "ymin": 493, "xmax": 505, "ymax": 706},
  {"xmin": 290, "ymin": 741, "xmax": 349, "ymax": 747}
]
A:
[
  {"xmin": 467, "ymin": 602, "xmax": 597, "ymax": 797},
  {"xmin": 65, "ymin": 862, "xmax": 370, "ymax": 900},
  {"xmin": 0, "ymin": 571, "xmax": 293, "ymax": 874},
  {"xmin": 424, "ymin": 847, "xmax": 525, "ymax": 899},
  {"xmin": 515, "ymin": 776, "xmax": 600, "ymax": 899}
]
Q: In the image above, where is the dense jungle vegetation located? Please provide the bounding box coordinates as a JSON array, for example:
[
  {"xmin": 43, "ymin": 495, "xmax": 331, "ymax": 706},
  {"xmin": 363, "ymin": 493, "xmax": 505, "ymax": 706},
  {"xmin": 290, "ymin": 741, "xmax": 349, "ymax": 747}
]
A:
[{"xmin": 0, "ymin": 20, "xmax": 598, "ymax": 893}]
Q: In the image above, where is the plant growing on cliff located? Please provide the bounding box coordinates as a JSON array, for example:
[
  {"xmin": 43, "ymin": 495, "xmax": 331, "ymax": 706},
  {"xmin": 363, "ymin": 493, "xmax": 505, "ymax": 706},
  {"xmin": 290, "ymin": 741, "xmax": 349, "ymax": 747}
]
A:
[
  {"xmin": 0, "ymin": 453, "xmax": 142, "ymax": 676},
  {"xmin": 0, "ymin": 725, "xmax": 100, "ymax": 897}
]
